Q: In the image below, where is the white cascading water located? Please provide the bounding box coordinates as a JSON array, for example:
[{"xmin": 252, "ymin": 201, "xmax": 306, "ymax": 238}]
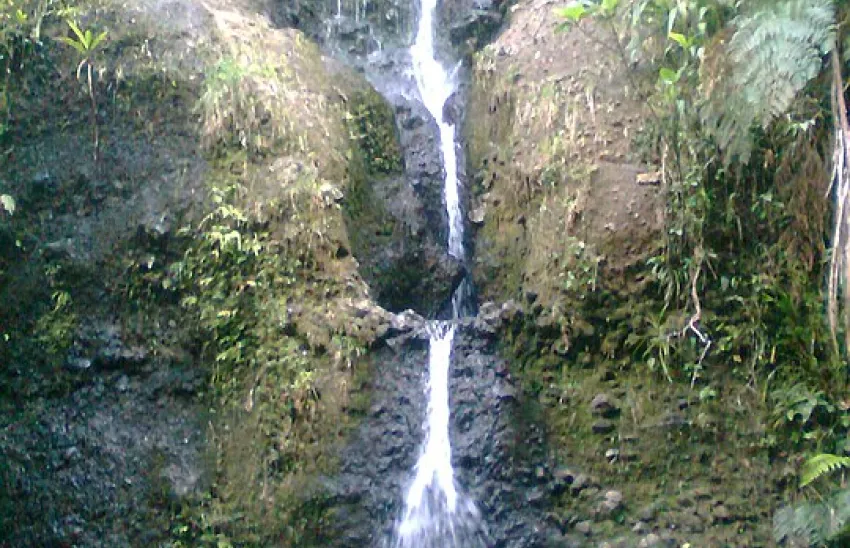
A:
[
  {"xmin": 409, "ymin": 0, "xmax": 464, "ymax": 260},
  {"xmin": 393, "ymin": 0, "xmax": 482, "ymax": 545}
]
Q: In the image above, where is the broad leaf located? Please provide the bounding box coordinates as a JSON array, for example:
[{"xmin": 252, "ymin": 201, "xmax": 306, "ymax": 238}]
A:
[
  {"xmin": 600, "ymin": 0, "xmax": 619, "ymax": 16},
  {"xmin": 90, "ymin": 30, "xmax": 108, "ymax": 51},
  {"xmin": 67, "ymin": 20, "xmax": 85, "ymax": 44},
  {"xmin": 668, "ymin": 31, "xmax": 690, "ymax": 49},
  {"xmin": 659, "ymin": 67, "xmax": 679, "ymax": 85},
  {"xmin": 555, "ymin": 3, "xmax": 589, "ymax": 22},
  {"xmin": 58, "ymin": 35, "xmax": 86, "ymax": 55},
  {"xmin": 1, "ymin": 194, "xmax": 15, "ymax": 215}
]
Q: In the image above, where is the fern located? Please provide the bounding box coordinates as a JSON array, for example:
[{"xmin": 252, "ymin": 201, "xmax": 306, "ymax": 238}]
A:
[
  {"xmin": 774, "ymin": 489, "xmax": 850, "ymax": 546},
  {"xmin": 802, "ymin": 454, "xmax": 850, "ymax": 488},
  {"xmin": 699, "ymin": 0, "xmax": 836, "ymax": 164}
]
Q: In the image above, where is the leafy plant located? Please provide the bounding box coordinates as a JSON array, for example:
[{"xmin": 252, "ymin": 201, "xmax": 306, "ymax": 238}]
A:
[
  {"xmin": 699, "ymin": 0, "xmax": 836, "ymax": 165},
  {"xmin": 801, "ymin": 453, "xmax": 850, "ymax": 488},
  {"xmin": 774, "ymin": 453, "xmax": 850, "ymax": 545},
  {"xmin": 773, "ymin": 489, "xmax": 850, "ymax": 546},
  {"xmin": 58, "ymin": 19, "xmax": 107, "ymax": 162},
  {"xmin": 197, "ymin": 56, "xmax": 300, "ymax": 155},
  {"xmin": 0, "ymin": 194, "xmax": 14, "ymax": 215}
]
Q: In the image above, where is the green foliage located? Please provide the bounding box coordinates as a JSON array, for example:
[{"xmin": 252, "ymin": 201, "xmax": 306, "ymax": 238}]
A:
[
  {"xmin": 768, "ymin": 384, "xmax": 849, "ymax": 449},
  {"xmin": 802, "ymin": 453, "xmax": 850, "ymax": 488},
  {"xmin": 345, "ymin": 90, "xmax": 402, "ymax": 175},
  {"xmin": 554, "ymin": 0, "xmax": 619, "ymax": 29},
  {"xmin": 555, "ymin": 0, "xmax": 846, "ymax": 454},
  {"xmin": 162, "ymin": 152, "xmax": 367, "ymax": 543},
  {"xmin": 58, "ymin": 19, "xmax": 106, "ymax": 57},
  {"xmin": 57, "ymin": 19, "xmax": 108, "ymax": 161},
  {"xmin": 774, "ymin": 453, "xmax": 850, "ymax": 546},
  {"xmin": 699, "ymin": 0, "xmax": 836, "ymax": 164},
  {"xmin": 34, "ymin": 267, "xmax": 76, "ymax": 359},
  {"xmin": 197, "ymin": 56, "xmax": 302, "ymax": 156},
  {"xmin": 774, "ymin": 489, "xmax": 850, "ymax": 546}
]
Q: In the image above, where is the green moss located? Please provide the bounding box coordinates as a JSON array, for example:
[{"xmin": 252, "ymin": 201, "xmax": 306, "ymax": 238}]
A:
[{"xmin": 345, "ymin": 90, "xmax": 403, "ymax": 176}]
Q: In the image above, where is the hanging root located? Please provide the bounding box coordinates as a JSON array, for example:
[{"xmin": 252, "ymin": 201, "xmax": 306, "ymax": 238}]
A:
[
  {"xmin": 682, "ymin": 248, "xmax": 711, "ymax": 387},
  {"xmin": 827, "ymin": 46, "xmax": 850, "ymax": 354}
]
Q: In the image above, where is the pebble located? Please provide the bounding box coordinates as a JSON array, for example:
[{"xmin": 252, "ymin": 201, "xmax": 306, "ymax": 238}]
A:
[
  {"xmin": 638, "ymin": 533, "xmax": 662, "ymax": 547},
  {"xmin": 575, "ymin": 520, "xmax": 592, "ymax": 535},
  {"xmin": 713, "ymin": 504, "xmax": 731, "ymax": 522},
  {"xmin": 592, "ymin": 419, "xmax": 616, "ymax": 434}
]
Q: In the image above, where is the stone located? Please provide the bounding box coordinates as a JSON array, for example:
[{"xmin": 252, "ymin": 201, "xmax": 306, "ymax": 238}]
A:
[
  {"xmin": 63, "ymin": 446, "xmax": 81, "ymax": 464},
  {"xmin": 575, "ymin": 520, "xmax": 593, "ymax": 535},
  {"xmin": 597, "ymin": 489, "xmax": 624, "ymax": 517},
  {"xmin": 116, "ymin": 375, "xmax": 130, "ymax": 393},
  {"xmin": 526, "ymin": 487, "xmax": 546, "ymax": 505},
  {"xmin": 65, "ymin": 357, "xmax": 93, "ymax": 371},
  {"xmin": 469, "ymin": 205, "xmax": 486, "ymax": 224},
  {"xmin": 319, "ymin": 182, "xmax": 344, "ymax": 203},
  {"xmin": 637, "ymin": 503, "xmax": 659, "ymax": 521},
  {"xmin": 592, "ymin": 419, "xmax": 616, "ymax": 434},
  {"xmin": 591, "ymin": 393, "xmax": 618, "ymax": 416},
  {"xmin": 570, "ymin": 473, "xmax": 589, "ymax": 495},
  {"xmin": 638, "ymin": 533, "xmax": 662, "ymax": 547},
  {"xmin": 712, "ymin": 504, "xmax": 731, "ymax": 522}
]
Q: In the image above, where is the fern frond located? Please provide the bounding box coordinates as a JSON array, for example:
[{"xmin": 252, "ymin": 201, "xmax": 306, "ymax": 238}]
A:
[
  {"xmin": 699, "ymin": 0, "xmax": 836, "ymax": 164},
  {"xmin": 801, "ymin": 453, "xmax": 850, "ymax": 488},
  {"xmin": 774, "ymin": 488, "xmax": 850, "ymax": 545}
]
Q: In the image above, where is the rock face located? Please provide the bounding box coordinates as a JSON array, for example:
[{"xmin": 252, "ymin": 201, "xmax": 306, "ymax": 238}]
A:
[
  {"xmin": 440, "ymin": 0, "xmax": 506, "ymax": 51},
  {"xmin": 266, "ymin": 0, "xmax": 470, "ymax": 316},
  {"xmin": 313, "ymin": 321, "xmax": 561, "ymax": 546},
  {"xmin": 464, "ymin": 3, "xmax": 664, "ymax": 310},
  {"xmin": 1, "ymin": 336, "xmax": 207, "ymax": 546},
  {"xmin": 0, "ymin": 0, "xmax": 441, "ymax": 543}
]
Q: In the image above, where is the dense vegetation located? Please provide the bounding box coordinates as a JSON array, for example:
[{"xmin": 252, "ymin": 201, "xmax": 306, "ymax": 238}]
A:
[{"xmin": 551, "ymin": 0, "xmax": 850, "ymax": 543}]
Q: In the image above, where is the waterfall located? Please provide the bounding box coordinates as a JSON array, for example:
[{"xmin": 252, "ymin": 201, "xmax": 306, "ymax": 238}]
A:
[
  {"xmin": 409, "ymin": 0, "xmax": 464, "ymax": 260},
  {"xmin": 393, "ymin": 0, "xmax": 484, "ymax": 545},
  {"xmin": 394, "ymin": 323, "xmax": 482, "ymax": 548}
]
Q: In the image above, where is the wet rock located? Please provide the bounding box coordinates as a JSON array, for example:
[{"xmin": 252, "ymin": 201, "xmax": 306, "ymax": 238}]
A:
[
  {"xmin": 639, "ymin": 533, "xmax": 663, "ymax": 547},
  {"xmin": 328, "ymin": 327, "xmax": 556, "ymax": 547},
  {"xmin": 592, "ymin": 419, "xmax": 616, "ymax": 434},
  {"xmin": 575, "ymin": 520, "xmax": 593, "ymax": 536},
  {"xmin": 443, "ymin": 91, "xmax": 463, "ymax": 126},
  {"xmin": 637, "ymin": 502, "xmax": 659, "ymax": 522},
  {"xmin": 590, "ymin": 393, "xmax": 620, "ymax": 418},
  {"xmin": 43, "ymin": 238, "xmax": 82, "ymax": 262},
  {"xmin": 604, "ymin": 490, "xmax": 624, "ymax": 508},
  {"xmin": 442, "ymin": 0, "xmax": 505, "ymax": 49},
  {"xmin": 712, "ymin": 504, "xmax": 732, "ymax": 522},
  {"xmin": 469, "ymin": 204, "xmax": 486, "ymax": 224}
]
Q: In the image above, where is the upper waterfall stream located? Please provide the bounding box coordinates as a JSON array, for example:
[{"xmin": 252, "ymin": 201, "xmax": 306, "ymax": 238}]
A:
[{"xmin": 393, "ymin": 0, "xmax": 483, "ymax": 544}]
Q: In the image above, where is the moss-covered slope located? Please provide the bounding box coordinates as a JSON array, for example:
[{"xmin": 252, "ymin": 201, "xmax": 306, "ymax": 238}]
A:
[{"xmin": 0, "ymin": 0, "xmax": 409, "ymax": 543}]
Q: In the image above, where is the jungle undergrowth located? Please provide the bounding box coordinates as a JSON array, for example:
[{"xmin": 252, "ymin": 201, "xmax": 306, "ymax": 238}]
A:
[{"xmin": 554, "ymin": 0, "xmax": 849, "ymax": 459}]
